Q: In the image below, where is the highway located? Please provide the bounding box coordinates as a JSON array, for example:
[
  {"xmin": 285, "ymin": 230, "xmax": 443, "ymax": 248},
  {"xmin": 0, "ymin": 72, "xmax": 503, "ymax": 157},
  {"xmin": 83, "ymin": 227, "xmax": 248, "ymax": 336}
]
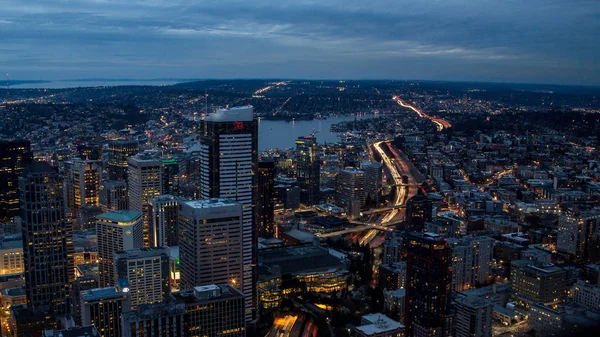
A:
[{"xmin": 392, "ymin": 95, "xmax": 452, "ymax": 131}]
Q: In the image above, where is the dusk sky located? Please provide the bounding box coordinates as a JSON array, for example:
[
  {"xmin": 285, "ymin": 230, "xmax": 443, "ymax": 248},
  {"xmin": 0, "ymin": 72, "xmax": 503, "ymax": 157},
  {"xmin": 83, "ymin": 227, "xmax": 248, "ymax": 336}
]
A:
[{"xmin": 1, "ymin": 0, "xmax": 599, "ymax": 85}]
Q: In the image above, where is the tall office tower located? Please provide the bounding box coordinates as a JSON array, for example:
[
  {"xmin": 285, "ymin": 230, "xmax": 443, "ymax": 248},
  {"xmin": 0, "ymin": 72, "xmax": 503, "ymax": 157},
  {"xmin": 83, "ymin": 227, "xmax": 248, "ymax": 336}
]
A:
[
  {"xmin": 199, "ymin": 106, "xmax": 257, "ymax": 322},
  {"xmin": 122, "ymin": 302, "xmax": 186, "ymax": 337},
  {"xmin": 454, "ymin": 296, "xmax": 493, "ymax": 337},
  {"xmin": 19, "ymin": 162, "xmax": 73, "ymax": 315},
  {"xmin": 0, "ymin": 140, "xmax": 32, "ymax": 221},
  {"xmin": 107, "ymin": 139, "xmax": 140, "ymax": 181},
  {"xmin": 99, "ymin": 180, "xmax": 128, "ymax": 211},
  {"xmin": 295, "ymin": 135, "xmax": 320, "ymax": 206},
  {"xmin": 81, "ymin": 287, "xmax": 131, "ymax": 337},
  {"xmin": 557, "ymin": 212, "xmax": 600, "ymax": 262},
  {"xmin": 510, "ymin": 260, "xmax": 566, "ymax": 304},
  {"xmin": 128, "ymin": 150, "xmax": 163, "ymax": 248},
  {"xmin": 162, "ymin": 157, "xmax": 181, "ymax": 196},
  {"xmin": 336, "ymin": 168, "xmax": 366, "ymax": 206},
  {"xmin": 77, "ymin": 144, "xmax": 102, "ymax": 161},
  {"xmin": 405, "ymin": 233, "xmax": 451, "ymax": 337},
  {"xmin": 148, "ymin": 195, "xmax": 181, "ymax": 247},
  {"xmin": 96, "ymin": 210, "xmax": 143, "ymax": 287},
  {"xmin": 71, "ymin": 275, "xmax": 98, "ymax": 325},
  {"xmin": 171, "ymin": 284, "xmax": 246, "ymax": 337},
  {"xmin": 65, "ymin": 159, "xmax": 101, "ymax": 217},
  {"xmin": 447, "ymin": 236, "xmax": 494, "ymax": 291},
  {"xmin": 361, "ymin": 160, "xmax": 383, "ymax": 202},
  {"xmin": 179, "ymin": 199, "xmax": 243, "ymax": 291},
  {"xmin": 405, "ymin": 191, "xmax": 433, "ymax": 232},
  {"xmin": 257, "ymin": 161, "xmax": 276, "ymax": 237},
  {"xmin": 115, "ymin": 248, "xmax": 170, "ymax": 309}
]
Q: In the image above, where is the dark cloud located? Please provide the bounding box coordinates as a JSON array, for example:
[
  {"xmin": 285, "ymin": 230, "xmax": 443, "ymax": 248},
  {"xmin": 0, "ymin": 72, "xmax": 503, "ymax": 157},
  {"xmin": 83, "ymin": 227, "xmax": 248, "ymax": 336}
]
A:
[{"xmin": 1, "ymin": 0, "xmax": 598, "ymax": 84}]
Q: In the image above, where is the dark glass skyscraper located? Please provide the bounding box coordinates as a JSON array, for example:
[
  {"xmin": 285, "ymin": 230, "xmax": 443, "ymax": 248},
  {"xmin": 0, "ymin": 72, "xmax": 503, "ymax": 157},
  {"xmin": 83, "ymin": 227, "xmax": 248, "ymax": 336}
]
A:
[
  {"xmin": 295, "ymin": 135, "xmax": 320, "ymax": 206},
  {"xmin": 199, "ymin": 106, "xmax": 258, "ymax": 323},
  {"xmin": 405, "ymin": 190, "xmax": 433, "ymax": 232},
  {"xmin": 0, "ymin": 140, "xmax": 33, "ymax": 222},
  {"xmin": 20, "ymin": 162, "xmax": 73, "ymax": 315},
  {"xmin": 107, "ymin": 139, "xmax": 140, "ymax": 180},
  {"xmin": 257, "ymin": 160, "xmax": 276, "ymax": 237},
  {"xmin": 405, "ymin": 232, "xmax": 451, "ymax": 337}
]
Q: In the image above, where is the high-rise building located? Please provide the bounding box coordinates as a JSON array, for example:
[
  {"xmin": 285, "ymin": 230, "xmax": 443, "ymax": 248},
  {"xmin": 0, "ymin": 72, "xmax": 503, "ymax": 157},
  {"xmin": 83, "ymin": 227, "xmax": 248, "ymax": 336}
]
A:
[
  {"xmin": 405, "ymin": 191, "xmax": 433, "ymax": 232},
  {"xmin": 148, "ymin": 195, "xmax": 181, "ymax": 247},
  {"xmin": 128, "ymin": 150, "xmax": 163, "ymax": 248},
  {"xmin": 96, "ymin": 210, "xmax": 143, "ymax": 287},
  {"xmin": 405, "ymin": 233, "xmax": 451, "ymax": 337},
  {"xmin": 107, "ymin": 139, "xmax": 139, "ymax": 181},
  {"xmin": 447, "ymin": 236, "xmax": 494, "ymax": 291},
  {"xmin": 336, "ymin": 168, "xmax": 366, "ymax": 207},
  {"xmin": 0, "ymin": 140, "xmax": 32, "ymax": 222},
  {"xmin": 557, "ymin": 212, "xmax": 600, "ymax": 262},
  {"xmin": 454, "ymin": 296, "xmax": 493, "ymax": 337},
  {"xmin": 361, "ymin": 160, "xmax": 383, "ymax": 202},
  {"xmin": 179, "ymin": 199, "xmax": 243, "ymax": 291},
  {"xmin": 65, "ymin": 159, "xmax": 101, "ymax": 217},
  {"xmin": 199, "ymin": 106, "xmax": 258, "ymax": 321},
  {"xmin": 77, "ymin": 144, "xmax": 102, "ymax": 161},
  {"xmin": 257, "ymin": 161, "xmax": 276, "ymax": 237},
  {"xmin": 80, "ymin": 287, "xmax": 131, "ymax": 337},
  {"xmin": 510, "ymin": 260, "xmax": 566, "ymax": 304},
  {"xmin": 295, "ymin": 135, "xmax": 320, "ymax": 206},
  {"xmin": 171, "ymin": 284, "xmax": 245, "ymax": 337},
  {"xmin": 115, "ymin": 248, "xmax": 171, "ymax": 309},
  {"xmin": 19, "ymin": 162, "xmax": 73, "ymax": 315},
  {"xmin": 70, "ymin": 275, "xmax": 98, "ymax": 325},
  {"xmin": 99, "ymin": 180, "xmax": 128, "ymax": 211},
  {"xmin": 122, "ymin": 301, "xmax": 186, "ymax": 337},
  {"xmin": 162, "ymin": 157, "xmax": 181, "ymax": 196}
]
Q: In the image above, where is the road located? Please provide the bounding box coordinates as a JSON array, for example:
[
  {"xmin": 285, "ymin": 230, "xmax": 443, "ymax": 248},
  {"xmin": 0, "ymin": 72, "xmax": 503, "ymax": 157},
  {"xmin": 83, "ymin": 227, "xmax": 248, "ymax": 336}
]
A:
[{"xmin": 392, "ymin": 95, "xmax": 452, "ymax": 131}]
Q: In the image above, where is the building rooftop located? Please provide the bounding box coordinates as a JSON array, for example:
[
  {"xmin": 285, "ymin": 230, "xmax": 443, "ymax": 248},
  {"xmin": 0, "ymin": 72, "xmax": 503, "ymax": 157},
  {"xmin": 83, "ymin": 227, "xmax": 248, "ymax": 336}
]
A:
[
  {"xmin": 205, "ymin": 105, "xmax": 254, "ymax": 122},
  {"xmin": 181, "ymin": 198, "xmax": 239, "ymax": 209},
  {"xmin": 454, "ymin": 295, "xmax": 492, "ymax": 309},
  {"xmin": 81, "ymin": 287, "xmax": 127, "ymax": 302},
  {"xmin": 97, "ymin": 210, "xmax": 141, "ymax": 223},
  {"xmin": 42, "ymin": 326, "xmax": 99, "ymax": 337},
  {"xmin": 114, "ymin": 247, "xmax": 169, "ymax": 260},
  {"xmin": 356, "ymin": 313, "xmax": 404, "ymax": 335},
  {"xmin": 170, "ymin": 284, "xmax": 243, "ymax": 304},
  {"xmin": 258, "ymin": 244, "xmax": 347, "ymax": 280}
]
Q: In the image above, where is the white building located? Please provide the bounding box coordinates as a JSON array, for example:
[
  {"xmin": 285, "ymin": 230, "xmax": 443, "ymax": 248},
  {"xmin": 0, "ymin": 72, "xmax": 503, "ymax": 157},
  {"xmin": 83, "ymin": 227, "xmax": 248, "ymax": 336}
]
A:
[
  {"xmin": 336, "ymin": 168, "xmax": 366, "ymax": 206},
  {"xmin": 178, "ymin": 199, "xmax": 244, "ymax": 293},
  {"xmin": 128, "ymin": 150, "xmax": 163, "ymax": 248},
  {"xmin": 557, "ymin": 213, "xmax": 600, "ymax": 260},
  {"xmin": 355, "ymin": 313, "xmax": 404, "ymax": 337},
  {"xmin": 447, "ymin": 236, "xmax": 494, "ymax": 291},
  {"xmin": 573, "ymin": 280, "xmax": 600, "ymax": 310},
  {"xmin": 96, "ymin": 210, "xmax": 143, "ymax": 287}
]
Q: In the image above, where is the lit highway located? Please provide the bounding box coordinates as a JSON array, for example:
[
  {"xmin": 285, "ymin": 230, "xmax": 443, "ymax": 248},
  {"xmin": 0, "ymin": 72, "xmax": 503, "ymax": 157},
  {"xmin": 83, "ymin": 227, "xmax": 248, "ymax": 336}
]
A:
[{"xmin": 392, "ymin": 95, "xmax": 452, "ymax": 131}]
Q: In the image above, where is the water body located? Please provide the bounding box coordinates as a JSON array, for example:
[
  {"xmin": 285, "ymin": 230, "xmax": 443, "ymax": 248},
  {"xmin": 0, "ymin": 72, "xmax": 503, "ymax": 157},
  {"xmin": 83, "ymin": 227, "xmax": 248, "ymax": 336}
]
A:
[
  {"xmin": 258, "ymin": 114, "xmax": 379, "ymax": 151},
  {"xmin": 10, "ymin": 80, "xmax": 183, "ymax": 89}
]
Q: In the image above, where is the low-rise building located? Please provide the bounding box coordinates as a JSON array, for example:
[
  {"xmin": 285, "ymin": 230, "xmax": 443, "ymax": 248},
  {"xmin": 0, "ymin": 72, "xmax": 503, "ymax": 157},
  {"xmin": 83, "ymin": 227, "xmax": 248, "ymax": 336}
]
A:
[{"xmin": 354, "ymin": 313, "xmax": 404, "ymax": 337}]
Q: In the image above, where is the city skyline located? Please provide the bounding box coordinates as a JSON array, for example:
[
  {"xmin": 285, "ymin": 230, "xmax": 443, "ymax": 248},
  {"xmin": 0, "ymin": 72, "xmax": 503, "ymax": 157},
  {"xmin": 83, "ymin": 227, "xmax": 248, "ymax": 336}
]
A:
[{"xmin": 1, "ymin": 0, "xmax": 599, "ymax": 85}]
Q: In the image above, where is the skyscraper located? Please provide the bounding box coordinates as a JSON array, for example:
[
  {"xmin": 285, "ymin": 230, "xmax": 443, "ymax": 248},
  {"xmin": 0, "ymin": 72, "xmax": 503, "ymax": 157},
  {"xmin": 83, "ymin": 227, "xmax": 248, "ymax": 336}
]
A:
[
  {"xmin": 128, "ymin": 150, "xmax": 163, "ymax": 248},
  {"xmin": 405, "ymin": 232, "xmax": 451, "ymax": 337},
  {"xmin": 199, "ymin": 105, "xmax": 258, "ymax": 322},
  {"xmin": 19, "ymin": 162, "xmax": 73, "ymax": 315},
  {"xmin": 361, "ymin": 160, "xmax": 383, "ymax": 203},
  {"xmin": 96, "ymin": 210, "xmax": 143, "ymax": 287},
  {"xmin": 0, "ymin": 140, "xmax": 32, "ymax": 222},
  {"xmin": 65, "ymin": 159, "xmax": 101, "ymax": 217},
  {"xmin": 162, "ymin": 157, "xmax": 181, "ymax": 196},
  {"xmin": 115, "ymin": 248, "xmax": 171, "ymax": 309},
  {"xmin": 336, "ymin": 168, "xmax": 366, "ymax": 206},
  {"xmin": 557, "ymin": 212, "xmax": 600, "ymax": 262},
  {"xmin": 178, "ymin": 199, "xmax": 244, "ymax": 292},
  {"xmin": 81, "ymin": 287, "xmax": 131, "ymax": 337},
  {"xmin": 148, "ymin": 195, "xmax": 181, "ymax": 247},
  {"xmin": 257, "ymin": 160, "xmax": 276, "ymax": 237},
  {"xmin": 99, "ymin": 180, "xmax": 128, "ymax": 211},
  {"xmin": 107, "ymin": 139, "xmax": 140, "ymax": 181},
  {"xmin": 295, "ymin": 135, "xmax": 320, "ymax": 206},
  {"xmin": 447, "ymin": 236, "xmax": 494, "ymax": 291},
  {"xmin": 405, "ymin": 191, "xmax": 433, "ymax": 232}
]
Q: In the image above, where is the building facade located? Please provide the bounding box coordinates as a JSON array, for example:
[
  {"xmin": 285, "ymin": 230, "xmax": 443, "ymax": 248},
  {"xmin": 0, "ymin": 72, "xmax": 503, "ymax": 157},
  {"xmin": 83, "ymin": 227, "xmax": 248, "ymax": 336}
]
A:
[
  {"xmin": 0, "ymin": 140, "xmax": 32, "ymax": 222},
  {"xmin": 148, "ymin": 195, "xmax": 181, "ymax": 247},
  {"xmin": 107, "ymin": 139, "xmax": 139, "ymax": 181},
  {"xmin": 295, "ymin": 135, "xmax": 320, "ymax": 206},
  {"xmin": 257, "ymin": 161, "xmax": 276, "ymax": 237}
]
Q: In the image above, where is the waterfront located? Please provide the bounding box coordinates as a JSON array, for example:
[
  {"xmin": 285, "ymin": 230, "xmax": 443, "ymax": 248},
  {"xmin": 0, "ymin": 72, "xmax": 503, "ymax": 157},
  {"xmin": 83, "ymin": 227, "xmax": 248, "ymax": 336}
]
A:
[{"xmin": 258, "ymin": 114, "xmax": 379, "ymax": 151}]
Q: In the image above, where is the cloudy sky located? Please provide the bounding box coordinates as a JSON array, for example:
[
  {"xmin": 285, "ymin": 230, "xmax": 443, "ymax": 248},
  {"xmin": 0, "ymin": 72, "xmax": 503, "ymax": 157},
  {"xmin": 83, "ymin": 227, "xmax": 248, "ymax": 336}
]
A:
[{"xmin": 1, "ymin": 0, "xmax": 598, "ymax": 85}]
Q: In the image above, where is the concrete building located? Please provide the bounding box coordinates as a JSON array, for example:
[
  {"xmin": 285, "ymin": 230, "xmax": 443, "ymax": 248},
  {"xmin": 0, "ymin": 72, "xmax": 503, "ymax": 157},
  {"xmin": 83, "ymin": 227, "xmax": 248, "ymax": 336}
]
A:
[
  {"xmin": 453, "ymin": 295, "xmax": 493, "ymax": 337},
  {"xmin": 257, "ymin": 160, "xmax": 276, "ymax": 237},
  {"xmin": 121, "ymin": 301, "xmax": 186, "ymax": 337},
  {"xmin": 296, "ymin": 135, "xmax": 321, "ymax": 206},
  {"xmin": 447, "ymin": 236, "xmax": 494, "ymax": 291},
  {"xmin": 529, "ymin": 302, "xmax": 600, "ymax": 337},
  {"xmin": 510, "ymin": 260, "xmax": 566, "ymax": 304},
  {"xmin": 65, "ymin": 159, "xmax": 101, "ymax": 217},
  {"xmin": 384, "ymin": 289, "xmax": 406, "ymax": 324},
  {"xmin": 96, "ymin": 210, "xmax": 144, "ymax": 287},
  {"xmin": 199, "ymin": 106, "xmax": 258, "ymax": 321},
  {"xmin": 336, "ymin": 168, "xmax": 366, "ymax": 207},
  {"xmin": 557, "ymin": 213, "xmax": 600, "ymax": 262},
  {"xmin": 573, "ymin": 280, "xmax": 600, "ymax": 310},
  {"xmin": 178, "ymin": 199, "xmax": 243, "ymax": 291},
  {"xmin": 0, "ymin": 235, "xmax": 24, "ymax": 275},
  {"xmin": 361, "ymin": 160, "xmax": 383, "ymax": 201},
  {"xmin": 107, "ymin": 139, "xmax": 139, "ymax": 181},
  {"xmin": 99, "ymin": 180, "xmax": 128, "ymax": 211},
  {"xmin": 128, "ymin": 150, "xmax": 163, "ymax": 248},
  {"xmin": 115, "ymin": 248, "xmax": 171, "ymax": 309},
  {"xmin": 354, "ymin": 313, "xmax": 404, "ymax": 337}
]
